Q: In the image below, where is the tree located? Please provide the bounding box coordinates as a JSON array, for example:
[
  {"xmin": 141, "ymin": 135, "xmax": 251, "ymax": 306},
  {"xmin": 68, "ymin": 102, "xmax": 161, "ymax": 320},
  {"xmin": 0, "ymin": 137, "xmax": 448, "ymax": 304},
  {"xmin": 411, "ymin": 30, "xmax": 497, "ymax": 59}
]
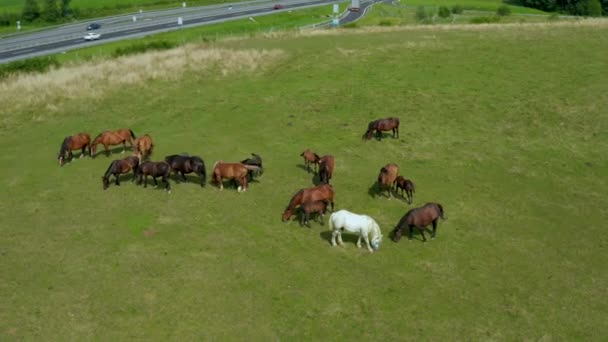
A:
[
  {"xmin": 497, "ymin": 5, "xmax": 512, "ymax": 16},
  {"xmin": 60, "ymin": 0, "xmax": 72, "ymax": 18},
  {"xmin": 22, "ymin": 0, "xmax": 40, "ymax": 22},
  {"xmin": 586, "ymin": 0, "xmax": 603, "ymax": 15},
  {"xmin": 42, "ymin": 0, "xmax": 60, "ymax": 22},
  {"xmin": 438, "ymin": 6, "xmax": 451, "ymax": 18}
]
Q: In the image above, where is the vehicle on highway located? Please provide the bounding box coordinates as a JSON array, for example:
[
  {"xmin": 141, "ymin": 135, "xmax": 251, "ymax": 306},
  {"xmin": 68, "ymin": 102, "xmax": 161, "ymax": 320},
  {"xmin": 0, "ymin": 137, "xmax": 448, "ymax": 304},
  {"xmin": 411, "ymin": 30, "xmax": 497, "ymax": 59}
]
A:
[
  {"xmin": 273, "ymin": 4, "xmax": 284, "ymax": 9},
  {"xmin": 84, "ymin": 32, "xmax": 101, "ymax": 41},
  {"xmin": 87, "ymin": 23, "xmax": 101, "ymax": 30}
]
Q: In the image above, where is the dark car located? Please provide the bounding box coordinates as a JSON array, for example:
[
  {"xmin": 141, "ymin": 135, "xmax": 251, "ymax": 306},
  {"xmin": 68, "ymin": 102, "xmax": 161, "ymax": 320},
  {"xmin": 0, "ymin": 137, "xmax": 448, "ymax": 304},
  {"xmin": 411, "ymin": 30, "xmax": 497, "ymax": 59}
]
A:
[
  {"xmin": 86, "ymin": 23, "xmax": 101, "ymax": 30},
  {"xmin": 273, "ymin": 4, "xmax": 284, "ymax": 9}
]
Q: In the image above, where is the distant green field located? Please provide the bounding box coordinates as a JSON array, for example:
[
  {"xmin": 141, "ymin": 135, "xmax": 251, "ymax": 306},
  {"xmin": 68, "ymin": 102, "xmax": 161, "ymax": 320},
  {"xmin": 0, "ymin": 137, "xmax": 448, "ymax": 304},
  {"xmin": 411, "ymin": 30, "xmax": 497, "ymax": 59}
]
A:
[{"xmin": 1, "ymin": 20, "xmax": 607, "ymax": 339}]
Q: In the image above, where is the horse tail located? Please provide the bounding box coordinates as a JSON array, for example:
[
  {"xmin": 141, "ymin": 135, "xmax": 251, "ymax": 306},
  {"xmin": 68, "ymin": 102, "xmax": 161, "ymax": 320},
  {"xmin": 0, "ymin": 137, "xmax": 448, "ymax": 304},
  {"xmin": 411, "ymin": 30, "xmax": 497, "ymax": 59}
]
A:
[
  {"xmin": 212, "ymin": 160, "xmax": 222, "ymax": 171},
  {"xmin": 129, "ymin": 129, "xmax": 136, "ymax": 139},
  {"xmin": 103, "ymin": 161, "xmax": 116, "ymax": 179}
]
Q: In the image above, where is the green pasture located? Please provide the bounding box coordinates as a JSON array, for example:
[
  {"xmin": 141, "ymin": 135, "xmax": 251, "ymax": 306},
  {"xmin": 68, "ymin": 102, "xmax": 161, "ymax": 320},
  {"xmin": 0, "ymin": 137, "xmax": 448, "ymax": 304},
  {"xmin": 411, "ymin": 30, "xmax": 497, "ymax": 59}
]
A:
[{"xmin": 1, "ymin": 21, "xmax": 608, "ymax": 339}]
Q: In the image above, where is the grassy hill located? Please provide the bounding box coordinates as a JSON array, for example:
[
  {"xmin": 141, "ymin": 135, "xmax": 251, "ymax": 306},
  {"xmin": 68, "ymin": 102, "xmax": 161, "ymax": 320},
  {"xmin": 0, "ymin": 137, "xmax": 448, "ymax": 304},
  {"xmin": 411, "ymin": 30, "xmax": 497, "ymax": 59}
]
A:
[{"xmin": 1, "ymin": 20, "xmax": 607, "ymax": 339}]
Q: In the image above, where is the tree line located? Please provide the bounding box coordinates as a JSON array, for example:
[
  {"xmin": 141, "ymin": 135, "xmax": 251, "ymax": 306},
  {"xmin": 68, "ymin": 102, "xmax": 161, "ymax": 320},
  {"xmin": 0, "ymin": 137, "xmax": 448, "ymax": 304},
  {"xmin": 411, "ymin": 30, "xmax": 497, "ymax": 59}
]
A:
[{"xmin": 518, "ymin": 0, "xmax": 606, "ymax": 16}]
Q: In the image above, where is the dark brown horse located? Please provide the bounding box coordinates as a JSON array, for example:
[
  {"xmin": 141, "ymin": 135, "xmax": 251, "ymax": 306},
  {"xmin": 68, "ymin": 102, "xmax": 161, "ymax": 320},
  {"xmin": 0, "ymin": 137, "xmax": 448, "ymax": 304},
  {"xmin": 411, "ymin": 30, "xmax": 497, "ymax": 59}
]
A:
[
  {"xmin": 101, "ymin": 156, "xmax": 139, "ymax": 190},
  {"xmin": 91, "ymin": 128, "xmax": 136, "ymax": 157},
  {"xmin": 133, "ymin": 134, "xmax": 154, "ymax": 162},
  {"xmin": 282, "ymin": 184, "xmax": 335, "ymax": 221},
  {"xmin": 136, "ymin": 161, "xmax": 171, "ymax": 192},
  {"xmin": 363, "ymin": 117, "xmax": 400, "ymax": 141},
  {"xmin": 165, "ymin": 154, "xmax": 206, "ymax": 186},
  {"xmin": 211, "ymin": 161, "xmax": 261, "ymax": 192},
  {"xmin": 58, "ymin": 133, "xmax": 91, "ymax": 166},
  {"xmin": 393, "ymin": 176, "xmax": 415, "ymax": 204},
  {"xmin": 241, "ymin": 153, "xmax": 263, "ymax": 181},
  {"xmin": 318, "ymin": 155, "xmax": 335, "ymax": 184},
  {"xmin": 391, "ymin": 203, "xmax": 446, "ymax": 242},
  {"xmin": 300, "ymin": 149, "xmax": 320, "ymax": 173},
  {"xmin": 300, "ymin": 200, "xmax": 330, "ymax": 227},
  {"xmin": 377, "ymin": 163, "xmax": 399, "ymax": 198}
]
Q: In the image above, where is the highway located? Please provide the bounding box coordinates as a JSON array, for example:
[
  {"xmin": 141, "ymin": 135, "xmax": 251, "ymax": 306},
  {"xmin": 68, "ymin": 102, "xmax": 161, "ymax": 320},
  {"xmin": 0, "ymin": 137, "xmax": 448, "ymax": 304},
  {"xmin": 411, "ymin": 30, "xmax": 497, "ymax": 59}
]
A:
[{"xmin": 0, "ymin": 0, "xmax": 381, "ymax": 63}]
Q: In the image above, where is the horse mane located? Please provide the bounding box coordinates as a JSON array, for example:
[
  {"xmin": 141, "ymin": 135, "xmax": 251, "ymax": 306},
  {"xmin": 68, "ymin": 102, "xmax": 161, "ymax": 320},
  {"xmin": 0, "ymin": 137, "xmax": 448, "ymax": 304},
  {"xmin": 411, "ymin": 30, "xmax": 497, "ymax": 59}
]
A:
[
  {"xmin": 286, "ymin": 189, "xmax": 304, "ymax": 211},
  {"xmin": 212, "ymin": 160, "xmax": 222, "ymax": 170},
  {"xmin": 102, "ymin": 160, "xmax": 116, "ymax": 179},
  {"xmin": 92, "ymin": 132, "xmax": 103, "ymax": 142},
  {"xmin": 397, "ymin": 208, "xmax": 418, "ymax": 229},
  {"xmin": 59, "ymin": 136, "xmax": 70, "ymax": 155},
  {"xmin": 313, "ymin": 153, "xmax": 320, "ymax": 161}
]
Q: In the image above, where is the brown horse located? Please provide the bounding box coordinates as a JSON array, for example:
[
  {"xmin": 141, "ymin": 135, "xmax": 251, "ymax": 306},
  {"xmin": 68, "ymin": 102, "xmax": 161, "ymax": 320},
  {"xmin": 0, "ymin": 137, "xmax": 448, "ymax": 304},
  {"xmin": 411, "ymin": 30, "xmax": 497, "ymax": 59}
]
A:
[
  {"xmin": 363, "ymin": 117, "xmax": 400, "ymax": 141},
  {"xmin": 282, "ymin": 184, "xmax": 335, "ymax": 221},
  {"xmin": 318, "ymin": 155, "xmax": 335, "ymax": 184},
  {"xmin": 393, "ymin": 176, "xmax": 415, "ymax": 204},
  {"xmin": 136, "ymin": 161, "xmax": 171, "ymax": 192},
  {"xmin": 377, "ymin": 163, "xmax": 399, "ymax": 198},
  {"xmin": 300, "ymin": 149, "xmax": 320, "ymax": 173},
  {"xmin": 211, "ymin": 161, "xmax": 262, "ymax": 192},
  {"xmin": 133, "ymin": 134, "xmax": 154, "ymax": 162},
  {"xmin": 58, "ymin": 133, "xmax": 91, "ymax": 166},
  {"xmin": 391, "ymin": 203, "xmax": 446, "ymax": 242},
  {"xmin": 101, "ymin": 156, "xmax": 139, "ymax": 190},
  {"xmin": 91, "ymin": 128, "xmax": 136, "ymax": 157},
  {"xmin": 300, "ymin": 200, "xmax": 330, "ymax": 227}
]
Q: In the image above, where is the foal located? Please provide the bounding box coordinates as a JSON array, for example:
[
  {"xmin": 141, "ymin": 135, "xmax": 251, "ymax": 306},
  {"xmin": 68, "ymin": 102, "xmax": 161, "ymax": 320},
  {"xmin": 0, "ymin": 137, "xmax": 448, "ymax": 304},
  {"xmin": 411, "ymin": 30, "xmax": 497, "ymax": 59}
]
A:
[
  {"xmin": 377, "ymin": 163, "xmax": 399, "ymax": 198},
  {"xmin": 299, "ymin": 200, "xmax": 330, "ymax": 227},
  {"xmin": 318, "ymin": 155, "xmax": 335, "ymax": 184},
  {"xmin": 300, "ymin": 149, "xmax": 320, "ymax": 173},
  {"xmin": 393, "ymin": 176, "xmax": 415, "ymax": 204}
]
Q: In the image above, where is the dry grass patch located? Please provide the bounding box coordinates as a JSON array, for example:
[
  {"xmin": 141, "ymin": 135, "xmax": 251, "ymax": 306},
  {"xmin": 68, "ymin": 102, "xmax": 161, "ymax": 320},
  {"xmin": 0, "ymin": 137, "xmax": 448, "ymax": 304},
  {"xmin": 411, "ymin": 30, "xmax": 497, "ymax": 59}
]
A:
[{"xmin": 0, "ymin": 45, "xmax": 285, "ymax": 127}]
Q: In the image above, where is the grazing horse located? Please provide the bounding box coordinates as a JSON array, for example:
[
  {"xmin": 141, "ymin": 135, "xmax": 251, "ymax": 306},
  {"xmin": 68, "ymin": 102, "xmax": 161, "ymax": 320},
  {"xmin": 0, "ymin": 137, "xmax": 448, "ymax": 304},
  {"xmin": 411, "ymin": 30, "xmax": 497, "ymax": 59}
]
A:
[
  {"xmin": 91, "ymin": 128, "xmax": 136, "ymax": 157},
  {"xmin": 282, "ymin": 184, "xmax": 335, "ymax": 222},
  {"xmin": 300, "ymin": 149, "xmax": 320, "ymax": 173},
  {"xmin": 101, "ymin": 156, "xmax": 139, "ymax": 190},
  {"xmin": 393, "ymin": 176, "xmax": 415, "ymax": 204},
  {"xmin": 164, "ymin": 154, "xmax": 207, "ymax": 187},
  {"xmin": 391, "ymin": 203, "xmax": 446, "ymax": 243},
  {"xmin": 363, "ymin": 117, "xmax": 400, "ymax": 141},
  {"xmin": 136, "ymin": 161, "xmax": 171, "ymax": 192},
  {"xmin": 299, "ymin": 200, "xmax": 330, "ymax": 227},
  {"xmin": 211, "ymin": 161, "xmax": 261, "ymax": 192},
  {"xmin": 318, "ymin": 155, "xmax": 335, "ymax": 184},
  {"xmin": 241, "ymin": 153, "xmax": 263, "ymax": 181},
  {"xmin": 329, "ymin": 210, "xmax": 383, "ymax": 253},
  {"xmin": 133, "ymin": 134, "xmax": 154, "ymax": 162},
  {"xmin": 57, "ymin": 133, "xmax": 90, "ymax": 166},
  {"xmin": 377, "ymin": 163, "xmax": 399, "ymax": 198}
]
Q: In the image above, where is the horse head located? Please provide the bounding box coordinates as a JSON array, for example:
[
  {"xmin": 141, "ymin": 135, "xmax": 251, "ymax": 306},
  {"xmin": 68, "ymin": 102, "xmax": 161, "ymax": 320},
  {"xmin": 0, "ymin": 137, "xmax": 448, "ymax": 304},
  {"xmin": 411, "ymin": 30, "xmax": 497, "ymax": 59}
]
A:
[
  {"xmin": 436, "ymin": 203, "xmax": 446, "ymax": 220},
  {"xmin": 281, "ymin": 209, "xmax": 293, "ymax": 222},
  {"xmin": 371, "ymin": 234, "xmax": 383, "ymax": 250},
  {"xmin": 102, "ymin": 176, "xmax": 110, "ymax": 190},
  {"xmin": 391, "ymin": 227, "xmax": 403, "ymax": 242}
]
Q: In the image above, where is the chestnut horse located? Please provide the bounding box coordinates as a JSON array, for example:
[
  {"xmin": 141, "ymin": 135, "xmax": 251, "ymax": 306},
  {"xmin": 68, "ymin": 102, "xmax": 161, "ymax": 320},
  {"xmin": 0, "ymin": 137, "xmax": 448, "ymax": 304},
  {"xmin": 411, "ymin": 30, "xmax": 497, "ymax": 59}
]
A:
[
  {"xmin": 393, "ymin": 176, "xmax": 415, "ymax": 204},
  {"xmin": 211, "ymin": 161, "xmax": 262, "ymax": 192},
  {"xmin": 300, "ymin": 200, "xmax": 330, "ymax": 227},
  {"xmin": 391, "ymin": 203, "xmax": 446, "ymax": 242},
  {"xmin": 282, "ymin": 184, "xmax": 335, "ymax": 221},
  {"xmin": 58, "ymin": 133, "xmax": 90, "ymax": 166},
  {"xmin": 300, "ymin": 149, "xmax": 320, "ymax": 173},
  {"xmin": 133, "ymin": 134, "xmax": 154, "ymax": 162},
  {"xmin": 318, "ymin": 155, "xmax": 335, "ymax": 184},
  {"xmin": 165, "ymin": 154, "xmax": 207, "ymax": 186},
  {"xmin": 91, "ymin": 128, "xmax": 136, "ymax": 157},
  {"xmin": 377, "ymin": 163, "xmax": 399, "ymax": 198},
  {"xmin": 136, "ymin": 161, "xmax": 171, "ymax": 192},
  {"xmin": 101, "ymin": 156, "xmax": 139, "ymax": 190},
  {"xmin": 363, "ymin": 117, "xmax": 399, "ymax": 141}
]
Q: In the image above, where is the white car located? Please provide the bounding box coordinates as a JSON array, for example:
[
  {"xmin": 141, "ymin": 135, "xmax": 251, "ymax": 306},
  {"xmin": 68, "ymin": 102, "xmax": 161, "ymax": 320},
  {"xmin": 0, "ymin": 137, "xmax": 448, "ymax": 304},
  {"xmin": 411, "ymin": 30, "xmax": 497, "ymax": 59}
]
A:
[{"xmin": 84, "ymin": 32, "xmax": 101, "ymax": 41}]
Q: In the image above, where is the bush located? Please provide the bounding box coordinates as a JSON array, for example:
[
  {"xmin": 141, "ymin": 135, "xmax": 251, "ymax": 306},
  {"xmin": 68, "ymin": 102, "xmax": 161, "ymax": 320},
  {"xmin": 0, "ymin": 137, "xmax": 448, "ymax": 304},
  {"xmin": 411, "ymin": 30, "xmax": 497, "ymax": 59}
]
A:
[
  {"xmin": 378, "ymin": 19, "xmax": 393, "ymax": 26},
  {"xmin": 451, "ymin": 5, "xmax": 464, "ymax": 14},
  {"xmin": 438, "ymin": 6, "xmax": 451, "ymax": 18},
  {"xmin": 469, "ymin": 16, "xmax": 501, "ymax": 24},
  {"xmin": 415, "ymin": 6, "xmax": 428, "ymax": 21},
  {"xmin": 113, "ymin": 40, "xmax": 177, "ymax": 57},
  {"xmin": 0, "ymin": 56, "xmax": 60, "ymax": 79},
  {"xmin": 587, "ymin": 0, "xmax": 603, "ymax": 16},
  {"xmin": 496, "ymin": 5, "xmax": 512, "ymax": 16}
]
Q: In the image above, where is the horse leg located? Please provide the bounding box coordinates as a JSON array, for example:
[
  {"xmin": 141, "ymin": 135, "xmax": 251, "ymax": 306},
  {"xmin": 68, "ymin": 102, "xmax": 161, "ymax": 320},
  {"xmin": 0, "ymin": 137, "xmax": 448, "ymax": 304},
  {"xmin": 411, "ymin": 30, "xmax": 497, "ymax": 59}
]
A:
[
  {"xmin": 144, "ymin": 175, "xmax": 148, "ymax": 188},
  {"xmin": 152, "ymin": 177, "xmax": 158, "ymax": 188},
  {"xmin": 408, "ymin": 225, "xmax": 414, "ymax": 241},
  {"xmin": 331, "ymin": 230, "xmax": 338, "ymax": 246},
  {"xmin": 104, "ymin": 144, "xmax": 110, "ymax": 156},
  {"xmin": 68, "ymin": 150, "xmax": 74, "ymax": 162},
  {"xmin": 164, "ymin": 175, "xmax": 171, "ymax": 193},
  {"xmin": 432, "ymin": 220, "xmax": 437, "ymax": 239},
  {"xmin": 363, "ymin": 234, "xmax": 373, "ymax": 252},
  {"xmin": 338, "ymin": 230, "xmax": 344, "ymax": 246},
  {"xmin": 80, "ymin": 146, "xmax": 86, "ymax": 158},
  {"xmin": 357, "ymin": 235, "xmax": 362, "ymax": 248},
  {"xmin": 121, "ymin": 141, "xmax": 126, "ymax": 153},
  {"xmin": 181, "ymin": 171, "xmax": 187, "ymax": 182},
  {"xmin": 115, "ymin": 173, "xmax": 120, "ymax": 186},
  {"xmin": 305, "ymin": 212, "xmax": 311, "ymax": 228},
  {"xmin": 420, "ymin": 227, "xmax": 427, "ymax": 242}
]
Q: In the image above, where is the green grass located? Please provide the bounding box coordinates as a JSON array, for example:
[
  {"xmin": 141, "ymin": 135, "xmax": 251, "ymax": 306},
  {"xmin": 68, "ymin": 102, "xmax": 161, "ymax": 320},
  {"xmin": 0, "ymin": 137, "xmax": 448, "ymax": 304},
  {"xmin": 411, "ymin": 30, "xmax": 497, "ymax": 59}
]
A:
[{"xmin": 1, "ymin": 21, "xmax": 608, "ymax": 339}]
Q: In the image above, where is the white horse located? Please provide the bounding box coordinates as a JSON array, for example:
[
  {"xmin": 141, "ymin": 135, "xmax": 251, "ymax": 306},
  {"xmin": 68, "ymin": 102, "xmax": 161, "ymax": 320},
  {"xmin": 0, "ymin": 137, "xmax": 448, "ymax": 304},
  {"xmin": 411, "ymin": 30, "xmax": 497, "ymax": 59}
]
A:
[{"xmin": 329, "ymin": 210, "xmax": 383, "ymax": 252}]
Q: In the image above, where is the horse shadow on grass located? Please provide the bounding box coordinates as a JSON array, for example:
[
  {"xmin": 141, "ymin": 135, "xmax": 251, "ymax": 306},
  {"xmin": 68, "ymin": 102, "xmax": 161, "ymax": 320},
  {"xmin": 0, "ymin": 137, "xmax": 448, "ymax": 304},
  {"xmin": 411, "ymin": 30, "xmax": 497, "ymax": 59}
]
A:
[{"xmin": 93, "ymin": 146, "xmax": 134, "ymax": 158}]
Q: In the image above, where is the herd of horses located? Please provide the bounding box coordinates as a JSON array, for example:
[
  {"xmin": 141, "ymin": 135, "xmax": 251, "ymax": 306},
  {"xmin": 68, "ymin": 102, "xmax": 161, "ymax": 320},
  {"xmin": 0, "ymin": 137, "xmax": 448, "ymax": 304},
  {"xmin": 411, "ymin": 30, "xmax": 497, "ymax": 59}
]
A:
[{"xmin": 57, "ymin": 117, "xmax": 446, "ymax": 252}]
